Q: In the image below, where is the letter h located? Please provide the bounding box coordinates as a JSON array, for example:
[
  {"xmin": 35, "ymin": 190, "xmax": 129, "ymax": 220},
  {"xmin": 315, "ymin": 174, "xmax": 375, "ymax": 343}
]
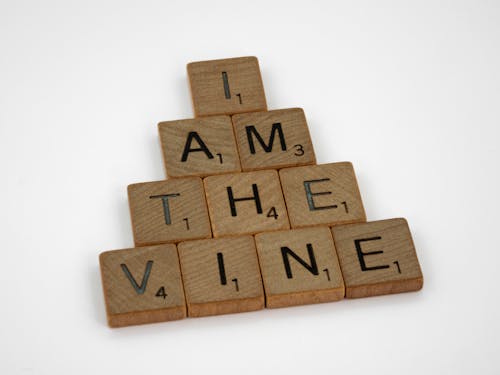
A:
[{"xmin": 226, "ymin": 184, "xmax": 263, "ymax": 217}]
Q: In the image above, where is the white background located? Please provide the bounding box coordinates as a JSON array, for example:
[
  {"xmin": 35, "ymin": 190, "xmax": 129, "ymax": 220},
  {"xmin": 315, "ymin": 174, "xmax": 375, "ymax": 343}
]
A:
[{"xmin": 1, "ymin": 1, "xmax": 499, "ymax": 374}]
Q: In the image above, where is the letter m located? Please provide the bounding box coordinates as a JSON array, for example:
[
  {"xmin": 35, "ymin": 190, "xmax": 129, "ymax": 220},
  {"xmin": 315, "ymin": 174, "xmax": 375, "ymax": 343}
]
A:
[{"xmin": 245, "ymin": 123, "xmax": 287, "ymax": 154}]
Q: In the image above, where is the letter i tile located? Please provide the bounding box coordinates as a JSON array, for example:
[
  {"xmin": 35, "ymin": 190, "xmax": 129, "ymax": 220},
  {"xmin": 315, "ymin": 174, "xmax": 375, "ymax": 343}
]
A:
[
  {"xmin": 178, "ymin": 236, "xmax": 265, "ymax": 317},
  {"xmin": 187, "ymin": 56, "xmax": 267, "ymax": 117}
]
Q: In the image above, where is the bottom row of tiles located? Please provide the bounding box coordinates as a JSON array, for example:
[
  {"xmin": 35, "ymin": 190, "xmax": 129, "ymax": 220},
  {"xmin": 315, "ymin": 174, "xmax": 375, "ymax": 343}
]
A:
[{"xmin": 99, "ymin": 218, "xmax": 423, "ymax": 327}]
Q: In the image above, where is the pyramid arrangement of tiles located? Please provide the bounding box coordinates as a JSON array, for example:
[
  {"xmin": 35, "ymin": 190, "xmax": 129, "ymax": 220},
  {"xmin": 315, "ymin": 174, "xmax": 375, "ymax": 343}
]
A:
[{"xmin": 99, "ymin": 57, "xmax": 424, "ymax": 328}]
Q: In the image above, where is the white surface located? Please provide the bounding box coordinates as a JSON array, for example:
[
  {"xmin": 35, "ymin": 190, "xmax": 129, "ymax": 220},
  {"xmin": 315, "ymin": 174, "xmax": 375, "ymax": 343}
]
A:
[{"xmin": 1, "ymin": 1, "xmax": 499, "ymax": 374}]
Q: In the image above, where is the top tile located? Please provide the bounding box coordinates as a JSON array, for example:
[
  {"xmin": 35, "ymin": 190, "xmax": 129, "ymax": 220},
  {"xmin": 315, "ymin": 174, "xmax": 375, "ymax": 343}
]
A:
[{"xmin": 187, "ymin": 57, "xmax": 267, "ymax": 117}]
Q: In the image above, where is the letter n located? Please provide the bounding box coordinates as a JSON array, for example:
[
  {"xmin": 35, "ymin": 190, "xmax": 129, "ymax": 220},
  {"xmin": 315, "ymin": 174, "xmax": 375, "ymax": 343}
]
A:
[{"xmin": 281, "ymin": 244, "xmax": 319, "ymax": 279}]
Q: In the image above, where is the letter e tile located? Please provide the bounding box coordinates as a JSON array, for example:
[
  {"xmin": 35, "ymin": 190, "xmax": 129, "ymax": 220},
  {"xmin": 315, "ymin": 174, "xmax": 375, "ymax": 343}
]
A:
[
  {"xmin": 332, "ymin": 218, "xmax": 423, "ymax": 298},
  {"xmin": 279, "ymin": 162, "xmax": 366, "ymax": 228}
]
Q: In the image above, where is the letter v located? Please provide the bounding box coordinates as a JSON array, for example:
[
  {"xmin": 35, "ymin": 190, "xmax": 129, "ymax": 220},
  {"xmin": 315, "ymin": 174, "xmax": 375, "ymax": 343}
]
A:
[{"xmin": 120, "ymin": 260, "xmax": 154, "ymax": 294}]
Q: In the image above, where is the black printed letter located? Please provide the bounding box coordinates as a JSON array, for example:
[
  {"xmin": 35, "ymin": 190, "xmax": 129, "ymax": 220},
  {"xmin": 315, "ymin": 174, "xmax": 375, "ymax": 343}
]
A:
[
  {"xmin": 281, "ymin": 244, "xmax": 319, "ymax": 279},
  {"xmin": 246, "ymin": 123, "xmax": 287, "ymax": 154},
  {"xmin": 120, "ymin": 261, "xmax": 153, "ymax": 294},
  {"xmin": 303, "ymin": 179, "xmax": 337, "ymax": 211},
  {"xmin": 227, "ymin": 184, "xmax": 263, "ymax": 217},
  {"xmin": 149, "ymin": 193, "xmax": 180, "ymax": 225},
  {"xmin": 217, "ymin": 252, "xmax": 227, "ymax": 285},
  {"xmin": 354, "ymin": 237, "xmax": 390, "ymax": 271},
  {"xmin": 181, "ymin": 132, "xmax": 214, "ymax": 162}
]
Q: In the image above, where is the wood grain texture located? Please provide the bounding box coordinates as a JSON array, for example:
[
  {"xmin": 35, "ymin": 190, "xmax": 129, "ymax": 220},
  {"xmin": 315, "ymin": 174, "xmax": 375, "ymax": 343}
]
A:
[
  {"xmin": 203, "ymin": 170, "xmax": 290, "ymax": 237},
  {"xmin": 158, "ymin": 116, "xmax": 241, "ymax": 178},
  {"xmin": 232, "ymin": 108, "xmax": 316, "ymax": 171},
  {"xmin": 255, "ymin": 226, "xmax": 344, "ymax": 308},
  {"xmin": 128, "ymin": 178, "xmax": 211, "ymax": 246},
  {"xmin": 331, "ymin": 218, "xmax": 423, "ymax": 298},
  {"xmin": 99, "ymin": 244, "xmax": 186, "ymax": 327},
  {"xmin": 187, "ymin": 56, "xmax": 267, "ymax": 117},
  {"xmin": 178, "ymin": 236, "xmax": 264, "ymax": 317},
  {"xmin": 279, "ymin": 162, "xmax": 366, "ymax": 228}
]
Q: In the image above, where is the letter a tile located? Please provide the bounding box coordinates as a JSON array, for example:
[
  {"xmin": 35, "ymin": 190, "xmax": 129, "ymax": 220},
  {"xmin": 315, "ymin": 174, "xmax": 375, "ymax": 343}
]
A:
[
  {"xmin": 178, "ymin": 236, "xmax": 265, "ymax": 317},
  {"xmin": 187, "ymin": 56, "xmax": 267, "ymax": 117},
  {"xmin": 232, "ymin": 108, "xmax": 316, "ymax": 171},
  {"xmin": 158, "ymin": 116, "xmax": 241, "ymax": 178},
  {"xmin": 332, "ymin": 218, "xmax": 423, "ymax": 298},
  {"xmin": 99, "ymin": 244, "xmax": 186, "ymax": 327},
  {"xmin": 279, "ymin": 162, "xmax": 366, "ymax": 228},
  {"xmin": 255, "ymin": 227, "xmax": 345, "ymax": 308},
  {"xmin": 203, "ymin": 170, "xmax": 290, "ymax": 237},
  {"xmin": 128, "ymin": 177, "xmax": 211, "ymax": 246}
]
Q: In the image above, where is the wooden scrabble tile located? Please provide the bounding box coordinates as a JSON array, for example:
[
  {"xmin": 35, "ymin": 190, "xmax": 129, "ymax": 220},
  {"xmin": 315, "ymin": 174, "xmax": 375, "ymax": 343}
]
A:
[
  {"xmin": 203, "ymin": 170, "xmax": 290, "ymax": 237},
  {"xmin": 331, "ymin": 218, "xmax": 423, "ymax": 298},
  {"xmin": 99, "ymin": 244, "xmax": 186, "ymax": 327},
  {"xmin": 279, "ymin": 162, "xmax": 366, "ymax": 228},
  {"xmin": 178, "ymin": 236, "xmax": 264, "ymax": 317},
  {"xmin": 232, "ymin": 108, "xmax": 316, "ymax": 171},
  {"xmin": 187, "ymin": 56, "xmax": 267, "ymax": 117},
  {"xmin": 158, "ymin": 116, "xmax": 241, "ymax": 178},
  {"xmin": 128, "ymin": 177, "xmax": 211, "ymax": 246},
  {"xmin": 255, "ymin": 226, "xmax": 344, "ymax": 308}
]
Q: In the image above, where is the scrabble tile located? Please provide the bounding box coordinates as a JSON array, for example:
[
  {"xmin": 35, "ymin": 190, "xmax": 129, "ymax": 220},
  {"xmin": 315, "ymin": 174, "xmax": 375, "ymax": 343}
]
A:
[
  {"xmin": 255, "ymin": 226, "xmax": 345, "ymax": 308},
  {"xmin": 232, "ymin": 108, "xmax": 316, "ymax": 171},
  {"xmin": 128, "ymin": 177, "xmax": 211, "ymax": 246},
  {"xmin": 99, "ymin": 244, "xmax": 186, "ymax": 327},
  {"xmin": 279, "ymin": 162, "xmax": 366, "ymax": 228},
  {"xmin": 178, "ymin": 236, "xmax": 265, "ymax": 317},
  {"xmin": 158, "ymin": 116, "xmax": 241, "ymax": 178},
  {"xmin": 203, "ymin": 170, "xmax": 290, "ymax": 237},
  {"xmin": 187, "ymin": 56, "xmax": 267, "ymax": 117},
  {"xmin": 332, "ymin": 218, "xmax": 423, "ymax": 298}
]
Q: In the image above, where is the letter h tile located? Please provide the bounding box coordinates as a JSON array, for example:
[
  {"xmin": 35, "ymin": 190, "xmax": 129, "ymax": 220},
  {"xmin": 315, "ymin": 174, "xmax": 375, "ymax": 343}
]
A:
[{"xmin": 203, "ymin": 170, "xmax": 290, "ymax": 237}]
